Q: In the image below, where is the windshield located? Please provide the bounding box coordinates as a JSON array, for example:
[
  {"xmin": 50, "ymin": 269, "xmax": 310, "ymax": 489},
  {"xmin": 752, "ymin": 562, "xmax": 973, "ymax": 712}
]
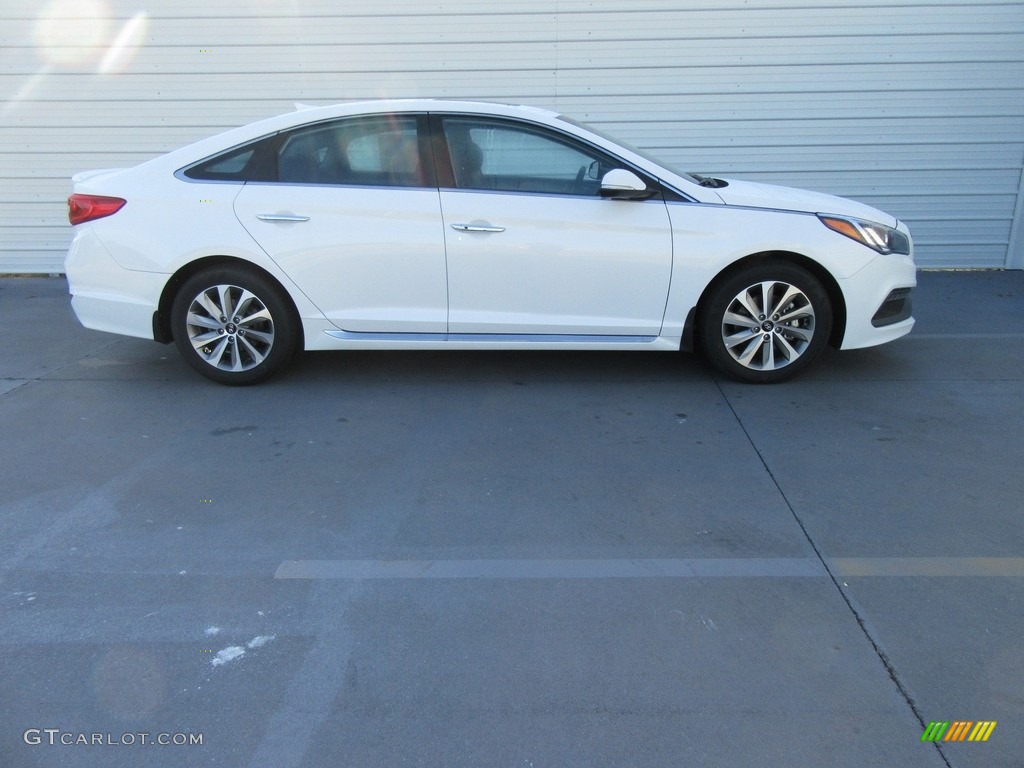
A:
[{"xmin": 556, "ymin": 114, "xmax": 701, "ymax": 185}]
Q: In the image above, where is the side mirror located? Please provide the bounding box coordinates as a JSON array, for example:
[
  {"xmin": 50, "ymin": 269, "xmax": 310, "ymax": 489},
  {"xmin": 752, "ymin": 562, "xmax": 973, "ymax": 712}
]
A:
[{"xmin": 600, "ymin": 169, "xmax": 655, "ymax": 200}]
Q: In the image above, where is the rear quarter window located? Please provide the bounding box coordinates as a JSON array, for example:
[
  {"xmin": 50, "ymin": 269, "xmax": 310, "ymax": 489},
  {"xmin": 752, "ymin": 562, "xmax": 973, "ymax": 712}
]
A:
[{"xmin": 180, "ymin": 138, "xmax": 271, "ymax": 182}]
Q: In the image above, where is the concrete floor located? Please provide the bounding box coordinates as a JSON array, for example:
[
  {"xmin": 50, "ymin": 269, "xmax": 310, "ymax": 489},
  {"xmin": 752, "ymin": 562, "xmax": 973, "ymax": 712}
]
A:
[{"xmin": 0, "ymin": 271, "xmax": 1021, "ymax": 767}]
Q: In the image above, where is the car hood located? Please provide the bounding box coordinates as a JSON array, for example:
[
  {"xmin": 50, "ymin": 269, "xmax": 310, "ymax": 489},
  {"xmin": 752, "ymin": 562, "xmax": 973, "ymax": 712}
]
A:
[{"xmin": 712, "ymin": 178, "xmax": 898, "ymax": 227}]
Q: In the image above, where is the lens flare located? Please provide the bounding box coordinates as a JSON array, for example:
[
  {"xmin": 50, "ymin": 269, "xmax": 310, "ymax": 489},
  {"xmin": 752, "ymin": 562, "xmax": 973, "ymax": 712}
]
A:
[
  {"xmin": 99, "ymin": 11, "xmax": 149, "ymax": 75},
  {"xmin": 34, "ymin": 0, "xmax": 112, "ymax": 68}
]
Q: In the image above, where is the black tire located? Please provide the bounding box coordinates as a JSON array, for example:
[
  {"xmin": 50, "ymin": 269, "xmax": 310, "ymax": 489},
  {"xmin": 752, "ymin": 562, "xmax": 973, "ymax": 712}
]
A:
[
  {"xmin": 170, "ymin": 266, "xmax": 300, "ymax": 385},
  {"xmin": 698, "ymin": 260, "xmax": 832, "ymax": 384}
]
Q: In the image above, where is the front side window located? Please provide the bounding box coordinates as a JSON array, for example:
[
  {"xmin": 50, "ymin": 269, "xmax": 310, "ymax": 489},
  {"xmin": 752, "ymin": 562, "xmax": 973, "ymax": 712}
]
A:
[
  {"xmin": 442, "ymin": 117, "xmax": 617, "ymax": 196},
  {"xmin": 275, "ymin": 115, "xmax": 428, "ymax": 187}
]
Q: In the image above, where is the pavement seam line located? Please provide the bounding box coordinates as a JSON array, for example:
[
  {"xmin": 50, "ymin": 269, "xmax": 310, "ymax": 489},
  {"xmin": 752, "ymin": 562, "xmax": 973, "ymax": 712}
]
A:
[
  {"xmin": 0, "ymin": 338, "xmax": 125, "ymax": 395},
  {"xmin": 712, "ymin": 376, "xmax": 954, "ymax": 768}
]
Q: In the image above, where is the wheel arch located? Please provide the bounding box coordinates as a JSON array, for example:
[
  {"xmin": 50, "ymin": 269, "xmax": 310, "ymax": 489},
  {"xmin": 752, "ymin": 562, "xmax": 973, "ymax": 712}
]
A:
[
  {"xmin": 686, "ymin": 250, "xmax": 847, "ymax": 351},
  {"xmin": 153, "ymin": 256, "xmax": 304, "ymax": 349}
]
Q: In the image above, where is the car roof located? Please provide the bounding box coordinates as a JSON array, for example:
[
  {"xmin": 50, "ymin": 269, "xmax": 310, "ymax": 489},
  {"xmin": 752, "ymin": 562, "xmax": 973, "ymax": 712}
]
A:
[{"xmin": 290, "ymin": 99, "xmax": 561, "ymax": 122}]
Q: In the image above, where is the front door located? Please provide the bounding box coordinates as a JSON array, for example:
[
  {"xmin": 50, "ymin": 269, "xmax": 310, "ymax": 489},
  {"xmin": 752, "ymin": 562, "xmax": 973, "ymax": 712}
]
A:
[{"xmin": 437, "ymin": 115, "xmax": 673, "ymax": 337}]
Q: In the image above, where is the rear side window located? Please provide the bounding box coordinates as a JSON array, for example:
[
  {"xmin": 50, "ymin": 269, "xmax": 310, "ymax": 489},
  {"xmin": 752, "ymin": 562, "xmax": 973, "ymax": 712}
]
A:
[{"xmin": 274, "ymin": 115, "xmax": 430, "ymax": 188}]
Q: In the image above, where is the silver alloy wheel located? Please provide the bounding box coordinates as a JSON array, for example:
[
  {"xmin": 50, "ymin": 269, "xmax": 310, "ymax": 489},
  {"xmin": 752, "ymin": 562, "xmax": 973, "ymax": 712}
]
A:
[
  {"xmin": 721, "ymin": 280, "xmax": 816, "ymax": 371},
  {"xmin": 184, "ymin": 284, "xmax": 275, "ymax": 372}
]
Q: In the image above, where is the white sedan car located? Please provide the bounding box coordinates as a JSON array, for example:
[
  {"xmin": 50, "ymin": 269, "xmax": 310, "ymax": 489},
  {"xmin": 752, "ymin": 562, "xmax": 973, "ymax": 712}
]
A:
[{"xmin": 65, "ymin": 100, "xmax": 915, "ymax": 385}]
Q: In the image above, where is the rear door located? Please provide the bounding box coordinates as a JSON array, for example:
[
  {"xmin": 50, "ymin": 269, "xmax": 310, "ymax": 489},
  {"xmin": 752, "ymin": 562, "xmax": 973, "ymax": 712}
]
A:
[{"xmin": 233, "ymin": 114, "xmax": 448, "ymax": 333}]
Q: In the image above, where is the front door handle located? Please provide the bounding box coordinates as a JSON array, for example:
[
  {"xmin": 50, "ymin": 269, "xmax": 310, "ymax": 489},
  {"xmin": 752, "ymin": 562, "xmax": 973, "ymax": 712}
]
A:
[
  {"xmin": 256, "ymin": 213, "xmax": 310, "ymax": 223},
  {"xmin": 450, "ymin": 223, "xmax": 506, "ymax": 233}
]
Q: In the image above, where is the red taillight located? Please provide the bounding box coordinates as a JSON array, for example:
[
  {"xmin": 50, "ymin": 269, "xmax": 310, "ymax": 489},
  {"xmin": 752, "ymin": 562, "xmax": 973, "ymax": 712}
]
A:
[{"xmin": 68, "ymin": 194, "xmax": 126, "ymax": 225}]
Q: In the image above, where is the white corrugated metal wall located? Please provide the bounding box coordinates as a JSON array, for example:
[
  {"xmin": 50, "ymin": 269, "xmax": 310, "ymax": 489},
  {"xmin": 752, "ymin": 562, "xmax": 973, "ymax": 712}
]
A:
[{"xmin": 2, "ymin": 0, "xmax": 1022, "ymax": 272}]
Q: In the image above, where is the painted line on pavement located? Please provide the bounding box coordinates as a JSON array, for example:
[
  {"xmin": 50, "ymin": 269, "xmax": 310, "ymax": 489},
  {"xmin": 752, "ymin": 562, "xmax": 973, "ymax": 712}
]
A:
[
  {"xmin": 275, "ymin": 558, "xmax": 825, "ymax": 579},
  {"xmin": 904, "ymin": 332, "xmax": 1024, "ymax": 340},
  {"xmin": 832, "ymin": 557, "xmax": 1024, "ymax": 577},
  {"xmin": 275, "ymin": 557, "xmax": 1024, "ymax": 580}
]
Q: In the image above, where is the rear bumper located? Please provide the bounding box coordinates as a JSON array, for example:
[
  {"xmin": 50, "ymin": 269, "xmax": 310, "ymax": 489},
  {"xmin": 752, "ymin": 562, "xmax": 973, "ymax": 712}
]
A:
[{"xmin": 65, "ymin": 228, "xmax": 167, "ymax": 341}]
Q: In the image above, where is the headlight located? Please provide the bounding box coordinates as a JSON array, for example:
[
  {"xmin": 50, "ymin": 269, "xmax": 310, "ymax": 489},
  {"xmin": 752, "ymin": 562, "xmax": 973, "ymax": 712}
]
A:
[{"xmin": 818, "ymin": 214, "xmax": 911, "ymax": 255}]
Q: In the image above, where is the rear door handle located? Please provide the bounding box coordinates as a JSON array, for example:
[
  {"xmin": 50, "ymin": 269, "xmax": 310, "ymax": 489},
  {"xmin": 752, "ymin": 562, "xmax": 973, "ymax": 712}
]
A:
[
  {"xmin": 256, "ymin": 213, "xmax": 310, "ymax": 223},
  {"xmin": 450, "ymin": 223, "xmax": 506, "ymax": 233}
]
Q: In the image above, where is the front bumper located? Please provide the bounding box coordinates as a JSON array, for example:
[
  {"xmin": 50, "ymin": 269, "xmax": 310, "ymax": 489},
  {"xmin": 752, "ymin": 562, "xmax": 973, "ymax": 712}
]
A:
[{"xmin": 838, "ymin": 249, "xmax": 916, "ymax": 350}]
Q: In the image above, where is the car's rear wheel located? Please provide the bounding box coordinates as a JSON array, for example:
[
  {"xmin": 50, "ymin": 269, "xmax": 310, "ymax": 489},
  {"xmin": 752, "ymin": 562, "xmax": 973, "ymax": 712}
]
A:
[
  {"xmin": 171, "ymin": 267, "xmax": 299, "ymax": 385},
  {"xmin": 698, "ymin": 261, "xmax": 832, "ymax": 383}
]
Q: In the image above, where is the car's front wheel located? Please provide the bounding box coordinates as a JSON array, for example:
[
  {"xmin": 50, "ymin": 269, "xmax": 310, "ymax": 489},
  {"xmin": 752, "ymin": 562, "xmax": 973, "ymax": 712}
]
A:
[
  {"xmin": 698, "ymin": 261, "xmax": 832, "ymax": 384},
  {"xmin": 170, "ymin": 267, "xmax": 299, "ymax": 385}
]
